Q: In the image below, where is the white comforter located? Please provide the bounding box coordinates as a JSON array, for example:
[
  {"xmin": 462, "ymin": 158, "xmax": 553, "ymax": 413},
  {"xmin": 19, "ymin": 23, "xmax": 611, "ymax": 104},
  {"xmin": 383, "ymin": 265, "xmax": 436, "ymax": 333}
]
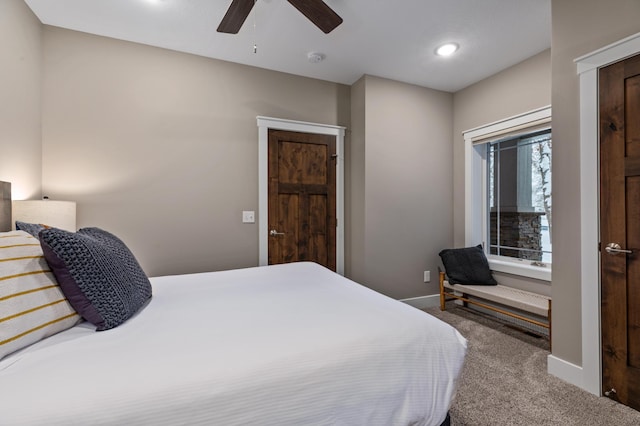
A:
[{"xmin": 0, "ymin": 262, "xmax": 466, "ymax": 426}]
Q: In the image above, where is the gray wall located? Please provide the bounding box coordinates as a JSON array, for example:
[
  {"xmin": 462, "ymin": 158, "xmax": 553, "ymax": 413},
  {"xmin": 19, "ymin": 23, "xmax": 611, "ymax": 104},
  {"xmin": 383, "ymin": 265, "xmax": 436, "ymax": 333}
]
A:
[
  {"xmin": 40, "ymin": 25, "xmax": 455, "ymax": 300},
  {"xmin": 347, "ymin": 77, "xmax": 366, "ymax": 282},
  {"xmin": 452, "ymin": 49, "xmax": 551, "ymax": 293},
  {"xmin": 0, "ymin": 0, "xmax": 42, "ymax": 199},
  {"xmin": 452, "ymin": 50, "xmax": 551, "ymax": 247},
  {"xmin": 350, "ymin": 75, "xmax": 453, "ymax": 299},
  {"xmin": 551, "ymin": 0, "xmax": 640, "ymax": 365},
  {"xmin": 40, "ymin": 27, "xmax": 350, "ymax": 278}
]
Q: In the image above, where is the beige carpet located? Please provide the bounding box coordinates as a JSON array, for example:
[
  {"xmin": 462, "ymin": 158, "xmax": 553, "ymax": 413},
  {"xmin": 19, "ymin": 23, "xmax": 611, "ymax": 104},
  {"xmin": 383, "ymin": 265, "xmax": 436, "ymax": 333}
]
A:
[{"xmin": 425, "ymin": 306, "xmax": 640, "ymax": 426}]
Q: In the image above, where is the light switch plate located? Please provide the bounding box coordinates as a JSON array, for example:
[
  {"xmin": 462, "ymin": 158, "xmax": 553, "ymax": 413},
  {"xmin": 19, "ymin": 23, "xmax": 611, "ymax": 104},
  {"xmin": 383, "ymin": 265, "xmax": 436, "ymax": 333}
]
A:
[{"xmin": 242, "ymin": 210, "xmax": 255, "ymax": 223}]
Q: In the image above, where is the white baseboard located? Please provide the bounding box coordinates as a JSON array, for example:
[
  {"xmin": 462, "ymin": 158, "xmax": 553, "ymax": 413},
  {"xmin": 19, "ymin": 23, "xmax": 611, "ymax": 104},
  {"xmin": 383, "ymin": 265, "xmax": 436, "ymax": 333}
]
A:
[
  {"xmin": 547, "ymin": 354, "xmax": 594, "ymax": 394},
  {"xmin": 399, "ymin": 294, "xmax": 441, "ymax": 310}
]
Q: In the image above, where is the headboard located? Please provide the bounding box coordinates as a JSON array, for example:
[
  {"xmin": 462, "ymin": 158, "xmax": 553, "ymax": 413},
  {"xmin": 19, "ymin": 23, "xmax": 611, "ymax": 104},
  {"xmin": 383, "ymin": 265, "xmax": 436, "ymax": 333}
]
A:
[{"xmin": 0, "ymin": 181, "xmax": 11, "ymax": 232}]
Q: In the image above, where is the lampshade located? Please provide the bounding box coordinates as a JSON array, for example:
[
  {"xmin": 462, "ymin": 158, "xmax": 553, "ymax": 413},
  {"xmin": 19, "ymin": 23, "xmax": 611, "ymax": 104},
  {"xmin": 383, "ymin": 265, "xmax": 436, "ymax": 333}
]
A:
[{"xmin": 12, "ymin": 200, "xmax": 77, "ymax": 232}]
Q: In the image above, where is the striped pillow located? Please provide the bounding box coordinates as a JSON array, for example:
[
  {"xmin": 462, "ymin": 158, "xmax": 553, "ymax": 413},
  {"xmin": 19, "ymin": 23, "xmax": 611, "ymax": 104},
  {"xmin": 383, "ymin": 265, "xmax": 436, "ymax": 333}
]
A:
[{"xmin": 0, "ymin": 230, "xmax": 80, "ymax": 360}]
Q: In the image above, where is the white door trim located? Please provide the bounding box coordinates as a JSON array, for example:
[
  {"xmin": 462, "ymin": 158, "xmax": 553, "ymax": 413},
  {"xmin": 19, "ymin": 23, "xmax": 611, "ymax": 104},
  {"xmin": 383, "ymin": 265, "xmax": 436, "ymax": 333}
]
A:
[
  {"xmin": 562, "ymin": 31, "xmax": 640, "ymax": 396},
  {"xmin": 256, "ymin": 116, "xmax": 346, "ymax": 275}
]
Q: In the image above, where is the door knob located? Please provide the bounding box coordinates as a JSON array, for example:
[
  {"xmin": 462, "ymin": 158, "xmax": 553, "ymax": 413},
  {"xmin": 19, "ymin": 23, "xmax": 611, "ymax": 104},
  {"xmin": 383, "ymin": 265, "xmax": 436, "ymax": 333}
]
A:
[
  {"xmin": 269, "ymin": 229, "xmax": 285, "ymax": 236},
  {"xmin": 605, "ymin": 243, "xmax": 633, "ymax": 255}
]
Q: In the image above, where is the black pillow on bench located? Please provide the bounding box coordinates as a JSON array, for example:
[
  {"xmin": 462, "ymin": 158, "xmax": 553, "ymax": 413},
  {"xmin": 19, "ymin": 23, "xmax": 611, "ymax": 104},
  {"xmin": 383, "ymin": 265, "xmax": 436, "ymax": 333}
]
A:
[{"xmin": 439, "ymin": 244, "xmax": 497, "ymax": 285}]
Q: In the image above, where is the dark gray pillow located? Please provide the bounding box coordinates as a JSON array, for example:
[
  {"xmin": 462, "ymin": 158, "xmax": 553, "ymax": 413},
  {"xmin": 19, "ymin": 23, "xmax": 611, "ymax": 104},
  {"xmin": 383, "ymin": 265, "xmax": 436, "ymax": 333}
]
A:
[
  {"xmin": 15, "ymin": 221, "xmax": 46, "ymax": 237},
  {"xmin": 439, "ymin": 244, "xmax": 497, "ymax": 285},
  {"xmin": 39, "ymin": 227, "xmax": 152, "ymax": 330}
]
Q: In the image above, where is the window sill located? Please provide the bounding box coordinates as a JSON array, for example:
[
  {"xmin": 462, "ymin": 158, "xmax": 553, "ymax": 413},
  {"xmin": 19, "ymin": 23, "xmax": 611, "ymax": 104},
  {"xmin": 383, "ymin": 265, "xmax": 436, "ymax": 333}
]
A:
[{"xmin": 488, "ymin": 258, "xmax": 551, "ymax": 282}]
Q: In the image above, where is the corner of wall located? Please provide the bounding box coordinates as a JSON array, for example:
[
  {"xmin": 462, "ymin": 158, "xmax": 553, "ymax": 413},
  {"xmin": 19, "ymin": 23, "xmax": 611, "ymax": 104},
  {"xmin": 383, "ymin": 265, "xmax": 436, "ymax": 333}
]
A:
[{"xmin": 346, "ymin": 77, "xmax": 366, "ymax": 281}]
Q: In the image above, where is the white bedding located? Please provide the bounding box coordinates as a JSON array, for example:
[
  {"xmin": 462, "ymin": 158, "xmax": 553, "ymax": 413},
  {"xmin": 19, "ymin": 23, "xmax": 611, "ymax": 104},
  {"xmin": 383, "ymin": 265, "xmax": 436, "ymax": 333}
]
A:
[{"xmin": 0, "ymin": 262, "xmax": 466, "ymax": 426}]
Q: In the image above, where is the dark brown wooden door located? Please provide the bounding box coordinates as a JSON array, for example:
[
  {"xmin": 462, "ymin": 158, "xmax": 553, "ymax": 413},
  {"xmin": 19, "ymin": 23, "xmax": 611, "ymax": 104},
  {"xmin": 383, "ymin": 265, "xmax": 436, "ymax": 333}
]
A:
[
  {"xmin": 268, "ymin": 129, "xmax": 336, "ymax": 270},
  {"xmin": 600, "ymin": 53, "xmax": 640, "ymax": 409}
]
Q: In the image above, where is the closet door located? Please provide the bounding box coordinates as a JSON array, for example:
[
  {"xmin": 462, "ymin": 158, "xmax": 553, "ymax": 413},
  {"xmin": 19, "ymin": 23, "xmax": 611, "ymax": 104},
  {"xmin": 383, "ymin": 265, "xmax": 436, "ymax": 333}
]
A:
[{"xmin": 267, "ymin": 129, "xmax": 336, "ymax": 271}]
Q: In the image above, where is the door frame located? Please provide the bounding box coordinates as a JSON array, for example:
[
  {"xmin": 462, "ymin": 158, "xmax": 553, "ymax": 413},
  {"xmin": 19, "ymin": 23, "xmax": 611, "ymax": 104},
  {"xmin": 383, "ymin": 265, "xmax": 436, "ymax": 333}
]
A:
[
  {"xmin": 257, "ymin": 116, "xmax": 346, "ymax": 275},
  {"xmin": 555, "ymin": 31, "xmax": 640, "ymax": 396}
]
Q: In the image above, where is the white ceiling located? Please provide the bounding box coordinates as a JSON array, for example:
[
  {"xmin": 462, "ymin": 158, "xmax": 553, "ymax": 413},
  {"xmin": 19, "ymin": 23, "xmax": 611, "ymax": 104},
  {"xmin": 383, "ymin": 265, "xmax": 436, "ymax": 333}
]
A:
[{"xmin": 24, "ymin": 0, "xmax": 551, "ymax": 93}]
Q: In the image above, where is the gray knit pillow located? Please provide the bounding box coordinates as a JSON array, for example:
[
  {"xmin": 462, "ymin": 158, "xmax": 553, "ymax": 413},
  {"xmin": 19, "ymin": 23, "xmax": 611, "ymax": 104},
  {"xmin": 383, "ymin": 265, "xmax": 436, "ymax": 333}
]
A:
[
  {"xmin": 39, "ymin": 227, "xmax": 152, "ymax": 331},
  {"xmin": 15, "ymin": 221, "xmax": 46, "ymax": 237}
]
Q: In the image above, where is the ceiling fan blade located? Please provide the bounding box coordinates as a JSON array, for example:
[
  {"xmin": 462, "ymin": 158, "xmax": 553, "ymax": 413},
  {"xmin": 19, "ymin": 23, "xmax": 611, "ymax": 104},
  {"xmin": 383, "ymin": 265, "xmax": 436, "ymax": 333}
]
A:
[
  {"xmin": 217, "ymin": 0, "xmax": 255, "ymax": 34},
  {"xmin": 287, "ymin": 0, "xmax": 343, "ymax": 34}
]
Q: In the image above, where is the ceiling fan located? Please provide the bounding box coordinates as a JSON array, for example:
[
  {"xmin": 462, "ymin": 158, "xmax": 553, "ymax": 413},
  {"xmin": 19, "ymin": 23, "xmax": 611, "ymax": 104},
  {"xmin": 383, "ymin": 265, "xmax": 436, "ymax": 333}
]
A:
[{"xmin": 217, "ymin": 0, "xmax": 343, "ymax": 34}]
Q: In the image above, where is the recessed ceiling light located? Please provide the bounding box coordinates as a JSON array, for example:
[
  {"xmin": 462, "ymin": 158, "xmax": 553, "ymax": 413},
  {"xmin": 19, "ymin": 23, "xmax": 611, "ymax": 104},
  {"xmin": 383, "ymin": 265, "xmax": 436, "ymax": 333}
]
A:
[{"xmin": 435, "ymin": 43, "xmax": 459, "ymax": 57}]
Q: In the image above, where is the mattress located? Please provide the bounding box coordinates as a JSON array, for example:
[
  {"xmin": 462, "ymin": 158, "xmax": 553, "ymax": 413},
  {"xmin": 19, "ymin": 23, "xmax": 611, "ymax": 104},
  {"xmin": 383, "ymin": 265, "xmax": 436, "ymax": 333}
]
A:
[{"xmin": 0, "ymin": 262, "xmax": 466, "ymax": 426}]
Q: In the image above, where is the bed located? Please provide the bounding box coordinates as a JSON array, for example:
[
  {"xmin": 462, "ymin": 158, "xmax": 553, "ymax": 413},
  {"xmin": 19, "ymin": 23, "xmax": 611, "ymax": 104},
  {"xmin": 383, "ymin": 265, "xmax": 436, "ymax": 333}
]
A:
[{"xmin": 0, "ymin": 196, "xmax": 466, "ymax": 426}]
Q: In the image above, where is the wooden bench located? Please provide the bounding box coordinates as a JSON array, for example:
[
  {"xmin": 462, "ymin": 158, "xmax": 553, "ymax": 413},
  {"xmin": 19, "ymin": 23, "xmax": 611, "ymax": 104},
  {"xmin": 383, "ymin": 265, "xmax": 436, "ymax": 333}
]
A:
[{"xmin": 439, "ymin": 271, "xmax": 551, "ymax": 347}]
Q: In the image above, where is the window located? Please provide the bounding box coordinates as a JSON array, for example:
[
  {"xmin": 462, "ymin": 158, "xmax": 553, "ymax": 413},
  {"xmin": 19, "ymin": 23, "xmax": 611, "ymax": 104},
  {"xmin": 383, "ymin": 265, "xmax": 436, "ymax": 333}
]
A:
[
  {"xmin": 464, "ymin": 106, "xmax": 551, "ymax": 281},
  {"xmin": 488, "ymin": 129, "xmax": 552, "ymax": 263}
]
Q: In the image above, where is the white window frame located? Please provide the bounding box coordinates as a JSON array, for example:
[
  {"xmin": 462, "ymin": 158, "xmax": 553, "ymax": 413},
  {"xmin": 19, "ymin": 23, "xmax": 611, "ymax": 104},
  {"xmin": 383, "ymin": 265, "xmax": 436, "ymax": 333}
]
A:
[{"xmin": 464, "ymin": 106, "xmax": 552, "ymax": 282}]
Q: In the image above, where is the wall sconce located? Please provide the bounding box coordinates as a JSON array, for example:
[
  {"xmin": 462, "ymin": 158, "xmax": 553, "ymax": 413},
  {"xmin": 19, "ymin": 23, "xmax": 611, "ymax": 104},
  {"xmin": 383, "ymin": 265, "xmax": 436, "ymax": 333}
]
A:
[{"xmin": 12, "ymin": 199, "xmax": 77, "ymax": 232}]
